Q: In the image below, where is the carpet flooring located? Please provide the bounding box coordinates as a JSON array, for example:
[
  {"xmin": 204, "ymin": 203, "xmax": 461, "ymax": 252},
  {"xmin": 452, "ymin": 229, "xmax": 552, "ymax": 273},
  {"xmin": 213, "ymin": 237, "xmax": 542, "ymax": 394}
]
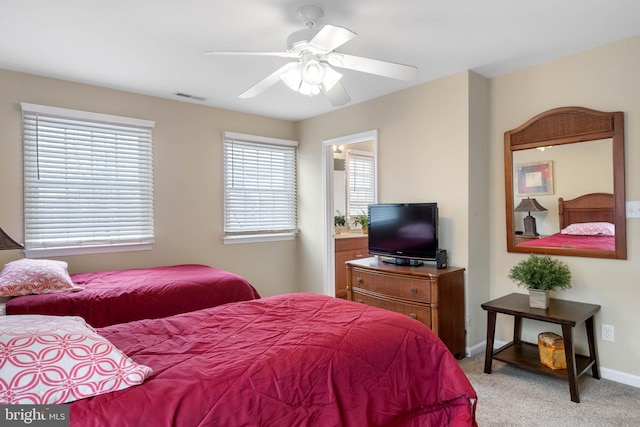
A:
[{"xmin": 458, "ymin": 354, "xmax": 640, "ymax": 426}]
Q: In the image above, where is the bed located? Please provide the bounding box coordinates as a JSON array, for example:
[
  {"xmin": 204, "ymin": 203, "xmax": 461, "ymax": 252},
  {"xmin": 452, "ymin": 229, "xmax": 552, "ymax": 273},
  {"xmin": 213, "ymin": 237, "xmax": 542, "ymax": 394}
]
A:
[
  {"xmin": 517, "ymin": 193, "xmax": 615, "ymax": 251},
  {"xmin": 0, "ymin": 293, "xmax": 477, "ymax": 426},
  {"xmin": 3, "ymin": 263, "xmax": 260, "ymax": 327}
]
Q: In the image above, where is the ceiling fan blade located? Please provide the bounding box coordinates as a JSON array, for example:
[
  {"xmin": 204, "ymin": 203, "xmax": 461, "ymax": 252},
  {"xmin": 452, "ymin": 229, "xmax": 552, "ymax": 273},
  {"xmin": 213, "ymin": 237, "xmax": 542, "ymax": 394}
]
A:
[
  {"xmin": 309, "ymin": 24, "xmax": 356, "ymax": 53},
  {"xmin": 322, "ymin": 80, "xmax": 350, "ymax": 106},
  {"xmin": 327, "ymin": 53, "xmax": 418, "ymax": 81},
  {"xmin": 205, "ymin": 50, "xmax": 297, "ymax": 58},
  {"xmin": 239, "ymin": 62, "xmax": 297, "ymax": 99}
]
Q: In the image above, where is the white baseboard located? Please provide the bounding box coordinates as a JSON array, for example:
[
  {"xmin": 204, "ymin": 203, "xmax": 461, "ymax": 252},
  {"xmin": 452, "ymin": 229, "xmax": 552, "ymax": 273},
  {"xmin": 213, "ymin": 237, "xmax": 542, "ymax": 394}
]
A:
[
  {"xmin": 600, "ymin": 367, "xmax": 640, "ymax": 388},
  {"xmin": 467, "ymin": 341, "xmax": 640, "ymax": 389}
]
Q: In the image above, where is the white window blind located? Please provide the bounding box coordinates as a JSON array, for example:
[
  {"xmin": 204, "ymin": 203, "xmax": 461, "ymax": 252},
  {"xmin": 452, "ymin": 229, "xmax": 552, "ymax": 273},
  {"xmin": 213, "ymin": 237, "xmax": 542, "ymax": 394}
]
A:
[
  {"xmin": 346, "ymin": 149, "xmax": 375, "ymax": 221},
  {"xmin": 223, "ymin": 132, "xmax": 298, "ymax": 242},
  {"xmin": 21, "ymin": 103, "xmax": 155, "ymax": 256}
]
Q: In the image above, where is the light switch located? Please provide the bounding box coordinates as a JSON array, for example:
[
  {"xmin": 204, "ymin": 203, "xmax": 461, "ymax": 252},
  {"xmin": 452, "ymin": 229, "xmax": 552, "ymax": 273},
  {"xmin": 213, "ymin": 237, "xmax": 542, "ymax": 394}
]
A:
[{"xmin": 626, "ymin": 201, "xmax": 640, "ymax": 218}]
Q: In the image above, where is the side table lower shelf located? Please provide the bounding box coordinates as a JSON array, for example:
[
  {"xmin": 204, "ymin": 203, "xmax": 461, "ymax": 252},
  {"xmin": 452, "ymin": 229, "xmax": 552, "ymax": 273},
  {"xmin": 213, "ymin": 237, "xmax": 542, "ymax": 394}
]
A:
[{"xmin": 493, "ymin": 341, "xmax": 595, "ymax": 380}]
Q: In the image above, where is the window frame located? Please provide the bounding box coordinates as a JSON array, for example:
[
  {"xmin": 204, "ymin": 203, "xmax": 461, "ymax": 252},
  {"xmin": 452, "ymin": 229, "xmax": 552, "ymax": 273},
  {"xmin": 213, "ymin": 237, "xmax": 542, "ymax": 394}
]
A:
[
  {"xmin": 21, "ymin": 103, "xmax": 155, "ymax": 258},
  {"xmin": 346, "ymin": 149, "xmax": 376, "ymax": 227},
  {"xmin": 222, "ymin": 131, "xmax": 299, "ymax": 244}
]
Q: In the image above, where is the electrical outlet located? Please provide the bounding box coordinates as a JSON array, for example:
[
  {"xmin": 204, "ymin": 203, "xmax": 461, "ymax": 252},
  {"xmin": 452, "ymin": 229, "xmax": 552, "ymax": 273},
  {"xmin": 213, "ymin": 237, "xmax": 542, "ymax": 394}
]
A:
[
  {"xmin": 626, "ymin": 201, "xmax": 640, "ymax": 218},
  {"xmin": 601, "ymin": 324, "xmax": 614, "ymax": 342}
]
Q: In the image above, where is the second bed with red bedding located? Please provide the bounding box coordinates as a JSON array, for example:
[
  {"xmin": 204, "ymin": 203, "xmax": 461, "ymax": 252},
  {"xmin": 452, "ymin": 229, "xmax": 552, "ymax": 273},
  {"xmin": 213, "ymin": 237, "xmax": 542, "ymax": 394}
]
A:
[{"xmin": 6, "ymin": 264, "xmax": 260, "ymax": 327}]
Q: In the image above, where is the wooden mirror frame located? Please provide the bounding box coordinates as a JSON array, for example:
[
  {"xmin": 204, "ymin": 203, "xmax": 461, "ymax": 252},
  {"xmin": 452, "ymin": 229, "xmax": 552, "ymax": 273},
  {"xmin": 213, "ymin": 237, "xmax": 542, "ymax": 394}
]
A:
[{"xmin": 505, "ymin": 106, "xmax": 626, "ymax": 259}]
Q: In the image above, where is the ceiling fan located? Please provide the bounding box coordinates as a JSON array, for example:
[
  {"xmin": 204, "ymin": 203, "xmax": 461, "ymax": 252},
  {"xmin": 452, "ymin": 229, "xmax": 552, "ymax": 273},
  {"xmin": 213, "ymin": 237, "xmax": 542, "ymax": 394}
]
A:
[{"xmin": 205, "ymin": 5, "xmax": 418, "ymax": 106}]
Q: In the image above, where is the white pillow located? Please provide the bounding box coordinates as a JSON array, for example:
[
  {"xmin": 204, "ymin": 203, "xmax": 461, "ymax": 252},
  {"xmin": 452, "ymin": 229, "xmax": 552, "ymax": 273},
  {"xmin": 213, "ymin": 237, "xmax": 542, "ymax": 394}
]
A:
[
  {"xmin": 0, "ymin": 315, "xmax": 152, "ymax": 404},
  {"xmin": 0, "ymin": 259, "xmax": 82, "ymax": 297},
  {"xmin": 560, "ymin": 222, "xmax": 615, "ymax": 236}
]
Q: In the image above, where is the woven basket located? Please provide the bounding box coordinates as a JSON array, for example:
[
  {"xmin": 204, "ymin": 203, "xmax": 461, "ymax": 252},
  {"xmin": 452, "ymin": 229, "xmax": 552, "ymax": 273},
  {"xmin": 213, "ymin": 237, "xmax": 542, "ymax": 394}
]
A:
[{"xmin": 538, "ymin": 332, "xmax": 567, "ymax": 370}]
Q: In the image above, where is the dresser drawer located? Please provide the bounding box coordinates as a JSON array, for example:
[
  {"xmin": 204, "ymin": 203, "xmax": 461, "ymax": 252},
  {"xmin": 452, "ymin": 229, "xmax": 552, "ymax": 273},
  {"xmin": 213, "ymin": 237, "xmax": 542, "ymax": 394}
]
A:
[
  {"xmin": 351, "ymin": 289, "xmax": 431, "ymax": 327},
  {"xmin": 349, "ymin": 268, "xmax": 431, "ymax": 303}
]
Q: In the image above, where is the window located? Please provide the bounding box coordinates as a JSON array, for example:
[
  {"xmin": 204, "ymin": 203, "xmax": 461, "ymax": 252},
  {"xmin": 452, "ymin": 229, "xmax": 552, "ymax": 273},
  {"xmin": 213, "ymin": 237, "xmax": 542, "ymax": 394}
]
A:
[
  {"xmin": 21, "ymin": 103, "xmax": 155, "ymax": 257},
  {"xmin": 223, "ymin": 131, "xmax": 298, "ymax": 243},
  {"xmin": 346, "ymin": 149, "xmax": 375, "ymax": 223}
]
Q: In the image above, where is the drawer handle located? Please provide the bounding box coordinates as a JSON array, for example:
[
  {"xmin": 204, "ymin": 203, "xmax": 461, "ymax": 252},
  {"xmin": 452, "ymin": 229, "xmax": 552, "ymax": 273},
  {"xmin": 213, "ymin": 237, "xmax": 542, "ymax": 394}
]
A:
[
  {"xmin": 356, "ymin": 299, "xmax": 363, "ymax": 303},
  {"xmin": 355, "ymin": 276, "xmax": 362, "ymax": 283},
  {"xmin": 355, "ymin": 254, "xmax": 362, "ymax": 258},
  {"xmin": 410, "ymin": 287, "xmax": 417, "ymax": 294},
  {"xmin": 409, "ymin": 313, "xmax": 417, "ymax": 319}
]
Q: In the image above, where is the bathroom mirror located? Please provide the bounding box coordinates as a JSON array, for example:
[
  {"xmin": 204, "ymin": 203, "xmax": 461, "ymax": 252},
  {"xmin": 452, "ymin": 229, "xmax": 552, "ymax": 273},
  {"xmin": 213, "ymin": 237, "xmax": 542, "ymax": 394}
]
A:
[{"xmin": 505, "ymin": 106, "xmax": 626, "ymax": 259}]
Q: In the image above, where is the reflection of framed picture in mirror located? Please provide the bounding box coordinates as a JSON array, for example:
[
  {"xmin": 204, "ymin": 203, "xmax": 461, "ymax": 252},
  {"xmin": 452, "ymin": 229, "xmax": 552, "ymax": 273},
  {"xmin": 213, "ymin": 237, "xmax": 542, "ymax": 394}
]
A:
[{"xmin": 515, "ymin": 161, "xmax": 553, "ymax": 196}]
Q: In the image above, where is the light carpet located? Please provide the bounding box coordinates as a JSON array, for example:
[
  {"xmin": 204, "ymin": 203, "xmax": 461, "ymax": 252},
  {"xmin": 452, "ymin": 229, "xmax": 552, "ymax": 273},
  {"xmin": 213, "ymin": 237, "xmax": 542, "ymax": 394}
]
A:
[{"xmin": 458, "ymin": 354, "xmax": 640, "ymax": 426}]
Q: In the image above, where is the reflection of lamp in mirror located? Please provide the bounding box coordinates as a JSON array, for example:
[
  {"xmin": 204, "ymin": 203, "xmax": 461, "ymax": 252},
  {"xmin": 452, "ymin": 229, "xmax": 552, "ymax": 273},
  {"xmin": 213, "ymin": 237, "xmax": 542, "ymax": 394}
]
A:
[
  {"xmin": 0, "ymin": 227, "xmax": 23, "ymax": 250},
  {"xmin": 514, "ymin": 198, "xmax": 547, "ymax": 236}
]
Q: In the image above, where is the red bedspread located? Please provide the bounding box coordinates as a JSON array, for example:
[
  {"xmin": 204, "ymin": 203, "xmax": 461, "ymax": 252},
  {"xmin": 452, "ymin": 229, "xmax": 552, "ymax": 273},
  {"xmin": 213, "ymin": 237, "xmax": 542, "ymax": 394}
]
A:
[
  {"xmin": 6, "ymin": 264, "xmax": 260, "ymax": 328},
  {"xmin": 517, "ymin": 232, "xmax": 615, "ymax": 251},
  {"xmin": 70, "ymin": 293, "xmax": 477, "ymax": 427}
]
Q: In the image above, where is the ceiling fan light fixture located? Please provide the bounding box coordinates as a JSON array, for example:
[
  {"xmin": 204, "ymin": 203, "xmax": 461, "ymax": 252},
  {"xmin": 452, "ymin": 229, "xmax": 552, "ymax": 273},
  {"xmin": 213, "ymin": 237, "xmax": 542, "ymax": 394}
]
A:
[
  {"xmin": 320, "ymin": 64, "xmax": 342, "ymax": 91},
  {"xmin": 301, "ymin": 58, "xmax": 325, "ymax": 85},
  {"xmin": 298, "ymin": 81, "xmax": 321, "ymax": 96},
  {"xmin": 281, "ymin": 63, "xmax": 303, "ymax": 91}
]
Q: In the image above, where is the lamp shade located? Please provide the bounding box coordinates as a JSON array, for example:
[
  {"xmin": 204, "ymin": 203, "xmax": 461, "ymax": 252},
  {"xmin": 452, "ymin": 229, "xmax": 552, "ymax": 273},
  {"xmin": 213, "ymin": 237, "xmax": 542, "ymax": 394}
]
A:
[
  {"xmin": 0, "ymin": 227, "xmax": 23, "ymax": 250},
  {"xmin": 514, "ymin": 198, "xmax": 547, "ymax": 213}
]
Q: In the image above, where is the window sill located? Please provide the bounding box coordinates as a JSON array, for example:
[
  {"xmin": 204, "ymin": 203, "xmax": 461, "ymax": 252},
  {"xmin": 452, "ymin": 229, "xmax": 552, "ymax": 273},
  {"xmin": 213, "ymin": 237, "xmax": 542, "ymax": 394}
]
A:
[
  {"xmin": 223, "ymin": 233, "xmax": 297, "ymax": 245},
  {"xmin": 24, "ymin": 243, "xmax": 153, "ymax": 258}
]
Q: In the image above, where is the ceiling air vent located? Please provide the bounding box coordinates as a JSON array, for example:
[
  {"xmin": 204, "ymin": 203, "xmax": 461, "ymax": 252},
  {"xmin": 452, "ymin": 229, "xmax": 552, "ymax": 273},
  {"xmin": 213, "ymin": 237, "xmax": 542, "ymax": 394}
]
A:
[{"xmin": 174, "ymin": 92, "xmax": 207, "ymax": 102}]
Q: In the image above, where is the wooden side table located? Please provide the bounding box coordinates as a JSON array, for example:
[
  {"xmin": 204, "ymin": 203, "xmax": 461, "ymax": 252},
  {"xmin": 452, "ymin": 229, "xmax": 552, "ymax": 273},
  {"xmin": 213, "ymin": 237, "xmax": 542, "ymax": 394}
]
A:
[{"xmin": 481, "ymin": 293, "xmax": 600, "ymax": 403}]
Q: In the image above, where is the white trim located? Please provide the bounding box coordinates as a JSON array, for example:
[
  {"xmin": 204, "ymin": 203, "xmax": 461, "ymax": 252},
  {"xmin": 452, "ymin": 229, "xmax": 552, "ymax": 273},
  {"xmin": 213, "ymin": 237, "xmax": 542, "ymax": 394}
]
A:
[
  {"xmin": 25, "ymin": 243, "xmax": 153, "ymax": 258},
  {"xmin": 322, "ymin": 130, "xmax": 378, "ymax": 297},
  {"xmin": 223, "ymin": 131, "xmax": 298, "ymax": 147},
  {"xmin": 223, "ymin": 233, "xmax": 297, "ymax": 244},
  {"xmin": 20, "ymin": 102, "xmax": 155, "ymax": 128},
  {"xmin": 600, "ymin": 366, "xmax": 640, "ymax": 388}
]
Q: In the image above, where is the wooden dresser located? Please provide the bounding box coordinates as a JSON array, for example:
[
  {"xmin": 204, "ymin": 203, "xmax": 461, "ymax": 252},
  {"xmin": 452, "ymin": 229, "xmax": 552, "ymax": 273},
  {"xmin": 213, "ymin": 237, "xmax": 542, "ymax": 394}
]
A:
[
  {"xmin": 346, "ymin": 257, "xmax": 466, "ymax": 359},
  {"xmin": 334, "ymin": 236, "xmax": 368, "ymax": 299}
]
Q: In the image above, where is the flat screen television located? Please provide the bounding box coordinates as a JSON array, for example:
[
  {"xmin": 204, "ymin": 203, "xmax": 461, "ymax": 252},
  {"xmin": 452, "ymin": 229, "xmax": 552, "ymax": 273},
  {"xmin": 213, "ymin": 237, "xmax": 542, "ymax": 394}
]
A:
[{"xmin": 367, "ymin": 203, "xmax": 438, "ymax": 266}]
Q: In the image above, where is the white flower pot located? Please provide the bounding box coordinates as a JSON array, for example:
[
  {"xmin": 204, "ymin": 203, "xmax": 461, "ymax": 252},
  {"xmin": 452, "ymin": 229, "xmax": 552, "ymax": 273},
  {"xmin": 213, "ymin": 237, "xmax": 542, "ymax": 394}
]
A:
[{"xmin": 529, "ymin": 289, "xmax": 550, "ymax": 309}]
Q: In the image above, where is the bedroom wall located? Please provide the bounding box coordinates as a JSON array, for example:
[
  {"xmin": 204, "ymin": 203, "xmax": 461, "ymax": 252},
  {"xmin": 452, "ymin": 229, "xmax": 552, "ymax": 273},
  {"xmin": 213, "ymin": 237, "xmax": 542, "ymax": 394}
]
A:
[
  {"xmin": 489, "ymin": 35, "xmax": 640, "ymax": 380},
  {"xmin": 296, "ymin": 70, "xmax": 491, "ymax": 350},
  {"xmin": 0, "ymin": 69, "xmax": 299, "ymax": 297}
]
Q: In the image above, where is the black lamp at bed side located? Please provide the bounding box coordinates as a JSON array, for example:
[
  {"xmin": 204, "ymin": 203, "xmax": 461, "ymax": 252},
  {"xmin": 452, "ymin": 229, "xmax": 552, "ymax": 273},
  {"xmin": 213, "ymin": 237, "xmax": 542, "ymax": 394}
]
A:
[
  {"xmin": 0, "ymin": 226, "xmax": 24, "ymax": 250},
  {"xmin": 514, "ymin": 198, "xmax": 547, "ymax": 236}
]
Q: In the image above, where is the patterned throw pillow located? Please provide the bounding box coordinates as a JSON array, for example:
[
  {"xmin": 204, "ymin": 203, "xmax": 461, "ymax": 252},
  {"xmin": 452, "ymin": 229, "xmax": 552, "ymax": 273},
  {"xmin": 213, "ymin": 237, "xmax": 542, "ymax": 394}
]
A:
[
  {"xmin": 560, "ymin": 222, "xmax": 615, "ymax": 236},
  {"xmin": 0, "ymin": 315, "xmax": 153, "ymax": 404},
  {"xmin": 0, "ymin": 259, "xmax": 83, "ymax": 297}
]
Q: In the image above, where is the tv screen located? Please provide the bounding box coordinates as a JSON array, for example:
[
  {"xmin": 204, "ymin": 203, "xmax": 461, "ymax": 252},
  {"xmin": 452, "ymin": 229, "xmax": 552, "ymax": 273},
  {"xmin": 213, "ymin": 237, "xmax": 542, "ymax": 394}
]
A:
[{"xmin": 368, "ymin": 203, "xmax": 438, "ymax": 265}]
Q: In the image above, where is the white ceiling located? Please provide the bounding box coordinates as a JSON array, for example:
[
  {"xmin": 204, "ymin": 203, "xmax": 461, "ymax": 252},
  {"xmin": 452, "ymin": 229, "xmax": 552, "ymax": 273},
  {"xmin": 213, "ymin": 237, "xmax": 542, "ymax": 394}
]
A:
[{"xmin": 2, "ymin": 0, "xmax": 639, "ymax": 121}]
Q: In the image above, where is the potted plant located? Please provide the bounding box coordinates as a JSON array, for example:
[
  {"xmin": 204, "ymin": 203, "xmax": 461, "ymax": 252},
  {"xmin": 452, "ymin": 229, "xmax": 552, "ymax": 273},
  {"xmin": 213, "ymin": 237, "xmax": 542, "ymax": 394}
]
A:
[
  {"xmin": 354, "ymin": 212, "xmax": 368, "ymax": 234},
  {"xmin": 508, "ymin": 254, "xmax": 572, "ymax": 309},
  {"xmin": 334, "ymin": 211, "xmax": 346, "ymax": 234}
]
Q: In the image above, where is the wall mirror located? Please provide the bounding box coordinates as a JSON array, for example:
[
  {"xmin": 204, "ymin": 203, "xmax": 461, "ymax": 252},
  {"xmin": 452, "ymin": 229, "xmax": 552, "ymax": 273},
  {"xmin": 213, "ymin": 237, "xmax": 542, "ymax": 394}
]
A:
[{"xmin": 505, "ymin": 106, "xmax": 626, "ymax": 259}]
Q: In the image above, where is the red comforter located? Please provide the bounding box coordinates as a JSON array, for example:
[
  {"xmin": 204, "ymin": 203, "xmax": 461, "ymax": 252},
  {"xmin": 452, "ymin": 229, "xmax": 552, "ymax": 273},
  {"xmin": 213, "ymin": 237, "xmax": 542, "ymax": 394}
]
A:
[
  {"xmin": 517, "ymin": 232, "xmax": 615, "ymax": 251},
  {"xmin": 6, "ymin": 264, "xmax": 260, "ymax": 328},
  {"xmin": 70, "ymin": 293, "xmax": 477, "ymax": 426}
]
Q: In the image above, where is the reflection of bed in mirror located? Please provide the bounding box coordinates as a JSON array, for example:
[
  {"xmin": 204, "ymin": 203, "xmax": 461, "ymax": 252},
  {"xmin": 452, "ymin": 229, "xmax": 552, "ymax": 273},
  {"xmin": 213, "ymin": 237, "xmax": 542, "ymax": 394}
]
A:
[{"xmin": 517, "ymin": 193, "xmax": 615, "ymax": 251}]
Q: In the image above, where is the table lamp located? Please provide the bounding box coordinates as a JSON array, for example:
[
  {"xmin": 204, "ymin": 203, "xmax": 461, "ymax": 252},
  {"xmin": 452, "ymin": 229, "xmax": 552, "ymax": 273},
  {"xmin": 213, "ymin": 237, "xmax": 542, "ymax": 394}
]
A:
[
  {"xmin": 514, "ymin": 198, "xmax": 547, "ymax": 236},
  {"xmin": 0, "ymin": 226, "xmax": 23, "ymax": 250}
]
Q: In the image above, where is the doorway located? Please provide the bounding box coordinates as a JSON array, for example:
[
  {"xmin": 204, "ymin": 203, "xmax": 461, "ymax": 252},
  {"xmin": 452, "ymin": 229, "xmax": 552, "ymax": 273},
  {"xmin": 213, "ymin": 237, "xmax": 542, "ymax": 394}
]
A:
[{"xmin": 322, "ymin": 130, "xmax": 378, "ymax": 296}]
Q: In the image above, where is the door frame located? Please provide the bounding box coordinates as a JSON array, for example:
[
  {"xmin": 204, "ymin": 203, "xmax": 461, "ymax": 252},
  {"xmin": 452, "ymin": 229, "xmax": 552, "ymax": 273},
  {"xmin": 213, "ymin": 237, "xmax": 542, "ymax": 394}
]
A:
[{"xmin": 322, "ymin": 129, "xmax": 378, "ymax": 296}]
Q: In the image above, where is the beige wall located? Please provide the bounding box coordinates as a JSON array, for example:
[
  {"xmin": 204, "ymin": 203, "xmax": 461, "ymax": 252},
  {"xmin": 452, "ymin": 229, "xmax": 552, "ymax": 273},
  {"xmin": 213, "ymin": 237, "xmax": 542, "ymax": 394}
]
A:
[
  {"xmin": 0, "ymin": 69, "xmax": 299, "ymax": 297},
  {"xmin": 490, "ymin": 36, "xmax": 640, "ymax": 378}
]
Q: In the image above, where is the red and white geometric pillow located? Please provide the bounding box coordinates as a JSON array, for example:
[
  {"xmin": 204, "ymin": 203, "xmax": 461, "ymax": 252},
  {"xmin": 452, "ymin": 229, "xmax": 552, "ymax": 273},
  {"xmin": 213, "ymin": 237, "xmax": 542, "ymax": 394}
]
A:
[
  {"xmin": 0, "ymin": 259, "xmax": 83, "ymax": 297},
  {"xmin": 0, "ymin": 315, "xmax": 153, "ymax": 404}
]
